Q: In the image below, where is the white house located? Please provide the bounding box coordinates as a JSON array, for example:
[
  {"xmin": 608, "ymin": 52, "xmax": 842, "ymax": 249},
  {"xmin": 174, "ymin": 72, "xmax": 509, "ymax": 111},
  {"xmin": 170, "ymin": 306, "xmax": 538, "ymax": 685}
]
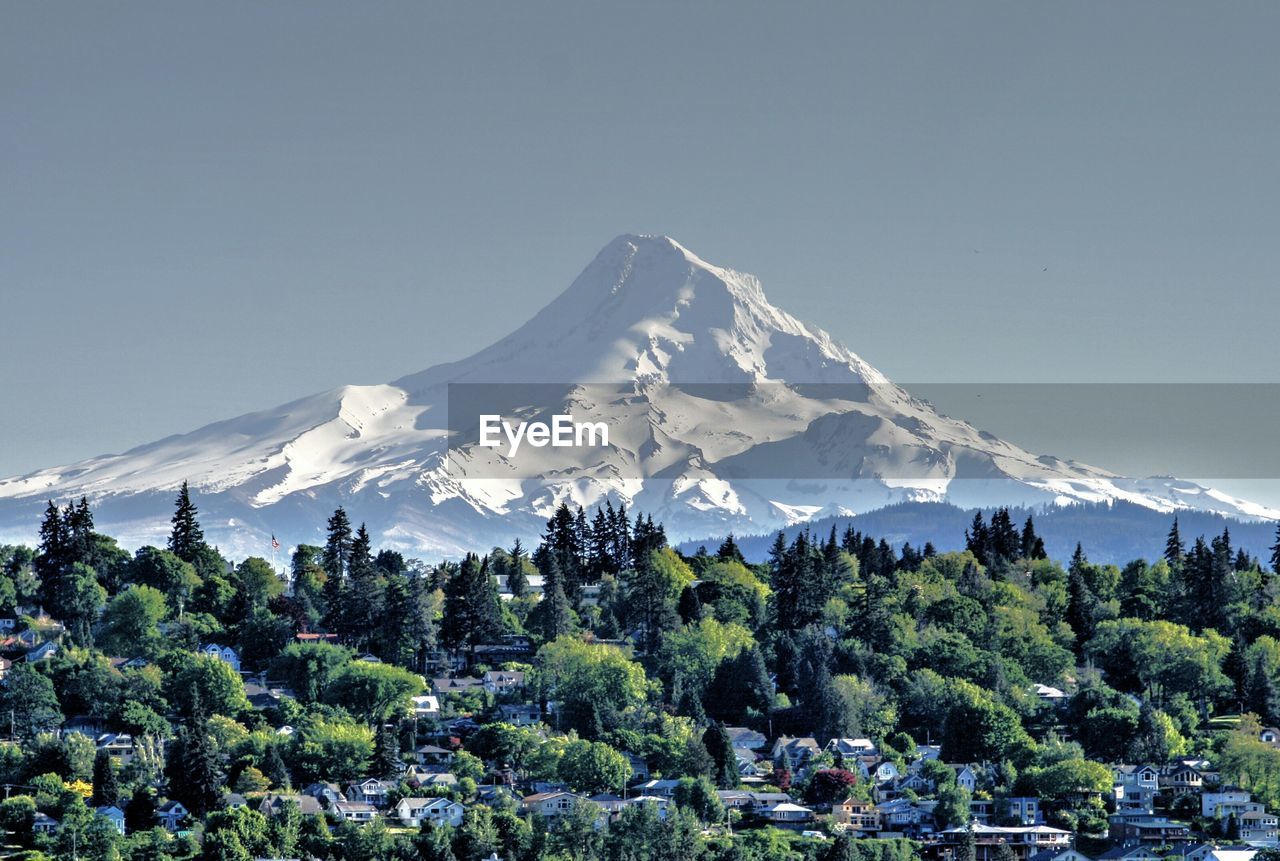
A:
[
  {"xmin": 332, "ymin": 801, "xmax": 378, "ymax": 824},
  {"xmin": 411, "ymin": 695, "xmax": 441, "ymax": 720},
  {"xmin": 1202, "ymin": 788, "xmax": 1253, "ymax": 819},
  {"xmin": 198, "ymin": 643, "xmax": 241, "ymax": 672},
  {"xmin": 521, "ymin": 791, "xmax": 590, "ymax": 820},
  {"xmin": 762, "ymin": 802, "xmax": 815, "ymax": 823},
  {"xmin": 396, "ymin": 797, "xmax": 465, "ymax": 828}
]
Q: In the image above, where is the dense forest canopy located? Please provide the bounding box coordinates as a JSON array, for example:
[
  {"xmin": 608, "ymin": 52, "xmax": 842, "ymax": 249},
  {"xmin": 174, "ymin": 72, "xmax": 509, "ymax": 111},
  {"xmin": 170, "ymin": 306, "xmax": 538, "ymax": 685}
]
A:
[{"xmin": 0, "ymin": 485, "xmax": 1279, "ymax": 860}]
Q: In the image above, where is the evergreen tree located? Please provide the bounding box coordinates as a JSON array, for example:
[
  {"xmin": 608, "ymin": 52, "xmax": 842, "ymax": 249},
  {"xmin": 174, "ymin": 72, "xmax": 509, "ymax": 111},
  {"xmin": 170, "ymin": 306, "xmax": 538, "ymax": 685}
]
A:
[
  {"xmin": 624, "ymin": 545, "xmax": 678, "ymax": 654},
  {"xmin": 321, "ymin": 507, "xmax": 354, "ymax": 581},
  {"xmin": 1066, "ymin": 543, "xmax": 1099, "ymax": 647},
  {"xmin": 321, "ymin": 507, "xmax": 353, "ymax": 632},
  {"xmin": 343, "ymin": 523, "xmax": 385, "ymax": 649},
  {"xmin": 91, "ymin": 748, "xmax": 120, "ymax": 807},
  {"xmin": 506, "ymin": 538, "xmax": 529, "ymax": 599},
  {"xmin": 537, "ymin": 553, "xmax": 573, "ymax": 643},
  {"xmin": 1271, "ymin": 522, "xmax": 1280, "ymax": 575},
  {"xmin": 167, "ymin": 481, "xmax": 206, "ymax": 563},
  {"xmin": 703, "ymin": 725, "xmax": 739, "ymax": 789},
  {"xmin": 1165, "ymin": 517, "xmax": 1185, "ymax": 568},
  {"xmin": 373, "ymin": 723, "xmax": 401, "ymax": 777},
  {"xmin": 261, "ymin": 743, "xmax": 291, "ymax": 790},
  {"xmin": 441, "ymin": 553, "xmax": 503, "ymax": 659},
  {"xmin": 965, "ymin": 512, "xmax": 990, "ymax": 567},
  {"xmin": 166, "ymin": 691, "xmax": 223, "ymax": 817},
  {"xmin": 717, "ymin": 534, "xmax": 746, "ymax": 565},
  {"xmin": 1020, "ymin": 516, "xmax": 1047, "ymax": 560}
]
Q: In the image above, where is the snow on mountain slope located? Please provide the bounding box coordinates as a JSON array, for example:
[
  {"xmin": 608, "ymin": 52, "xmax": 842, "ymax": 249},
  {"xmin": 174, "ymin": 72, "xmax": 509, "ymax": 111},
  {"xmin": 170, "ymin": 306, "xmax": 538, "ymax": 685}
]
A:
[{"xmin": 1, "ymin": 234, "xmax": 1275, "ymax": 557}]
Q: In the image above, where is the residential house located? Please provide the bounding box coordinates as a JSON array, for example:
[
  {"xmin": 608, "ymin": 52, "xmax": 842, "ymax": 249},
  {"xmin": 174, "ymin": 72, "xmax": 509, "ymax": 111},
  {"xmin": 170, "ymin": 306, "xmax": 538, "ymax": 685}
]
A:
[
  {"xmin": 332, "ymin": 801, "xmax": 378, "ymax": 824},
  {"xmin": 944, "ymin": 764, "xmax": 978, "ymax": 792},
  {"xmin": 411, "ymin": 744, "xmax": 455, "ymax": 766},
  {"xmin": 1238, "ymin": 807, "xmax": 1279, "ymax": 842},
  {"xmin": 497, "ymin": 703, "xmax": 541, "ymax": 726},
  {"xmin": 259, "ymin": 794, "xmax": 323, "ymax": 817},
  {"xmin": 411, "ymin": 695, "xmax": 441, "ymax": 720},
  {"xmin": 876, "ymin": 798, "xmax": 932, "ymax": 834},
  {"xmin": 345, "ymin": 778, "xmax": 393, "ymax": 808},
  {"xmin": 725, "ymin": 727, "xmax": 768, "ymax": 751},
  {"xmin": 521, "ymin": 791, "xmax": 591, "ymax": 820},
  {"xmin": 1032, "ymin": 684, "xmax": 1069, "ymax": 706},
  {"xmin": 414, "ymin": 771, "xmax": 459, "ymax": 791},
  {"xmin": 0, "ymin": 657, "xmax": 10, "ymax": 680},
  {"xmin": 1260, "ymin": 728, "xmax": 1280, "ymax": 748},
  {"xmin": 301, "ymin": 782, "xmax": 345, "ymax": 807},
  {"xmin": 938, "ymin": 824, "xmax": 1071, "ymax": 861},
  {"xmin": 1203, "ymin": 788, "xmax": 1253, "ymax": 819},
  {"xmin": 395, "ymin": 797, "xmax": 465, "ymax": 828},
  {"xmin": 1160, "ymin": 764, "xmax": 1204, "ymax": 793},
  {"xmin": 1002, "ymin": 797, "xmax": 1045, "ymax": 826},
  {"xmin": 1114, "ymin": 765, "xmax": 1161, "ymax": 813},
  {"xmin": 25, "ymin": 641, "xmax": 59, "ymax": 663},
  {"xmin": 833, "ymin": 798, "xmax": 879, "ymax": 832},
  {"xmin": 1108, "ymin": 813, "xmax": 1191, "ymax": 843},
  {"xmin": 96, "ymin": 805, "xmax": 126, "ymax": 835},
  {"xmin": 33, "ymin": 812, "xmax": 60, "ymax": 835},
  {"xmin": 432, "ymin": 677, "xmax": 484, "ymax": 696},
  {"xmin": 760, "ymin": 802, "xmax": 814, "ymax": 824},
  {"xmin": 632, "ymin": 778, "xmax": 681, "ymax": 798},
  {"xmin": 97, "ymin": 733, "xmax": 136, "ymax": 766},
  {"xmin": 198, "ymin": 643, "xmax": 241, "ymax": 672},
  {"xmin": 483, "ymin": 670, "xmax": 526, "ymax": 695},
  {"xmin": 874, "ymin": 761, "xmax": 902, "ymax": 784},
  {"xmin": 826, "ymin": 738, "xmax": 878, "ymax": 758},
  {"xmin": 156, "ymin": 801, "xmax": 189, "ymax": 832},
  {"xmin": 771, "ymin": 736, "xmax": 821, "ymax": 767}
]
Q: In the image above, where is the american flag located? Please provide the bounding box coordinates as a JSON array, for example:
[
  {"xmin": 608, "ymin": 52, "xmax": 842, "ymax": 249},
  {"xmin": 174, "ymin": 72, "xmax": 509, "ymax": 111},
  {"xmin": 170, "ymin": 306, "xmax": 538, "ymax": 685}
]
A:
[{"xmin": 271, "ymin": 534, "xmax": 280, "ymax": 551}]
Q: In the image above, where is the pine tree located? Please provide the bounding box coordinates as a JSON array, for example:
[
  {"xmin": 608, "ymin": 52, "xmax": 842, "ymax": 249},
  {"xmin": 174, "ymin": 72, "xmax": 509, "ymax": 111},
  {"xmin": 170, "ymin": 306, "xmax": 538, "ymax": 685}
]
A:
[
  {"xmin": 343, "ymin": 523, "xmax": 385, "ymax": 649},
  {"xmin": 261, "ymin": 743, "xmax": 290, "ymax": 790},
  {"xmin": 1165, "ymin": 517, "xmax": 1185, "ymax": 568},
  {"xmin": 506, "ymin": 539, "xmax": 529, "ymax": 598},
  {"xmin": 1020, "ymin": 516, "xmax": 1045, "ymax": 560},
  {"xmin": 92, "ymin": 748, "xmax": 119, "ymax": 807},
  {"xmin": 538, "ymin": 554, "xmax": 573, "ymax": 642},
  {"xmin": 1271, "ymin": 522, "xmax": 1280, "ymax": 575},
  {"xmin": 373, "ymin": 723, "xmax": 401, "ymax": 777},
  {"xmin": 441, "ymin": 553, "xmax": 503, "ymax": 659},
  {"xmin": 321, "ymin": 507, "xmax": 354, "ymax": 633},
  {"xmin": 1066, "ymin": 543, "xmax": 1098, "ymax": 647},
  {"xmin": 717, "ymin": 534, "xmax": 746, "ymax": 565},
  {"xmin": 965, "ymin": 512, "xmax": 990, "ymax": 566},
  {"xmin": 167, "ymin": 691, "xmax": 222, "ymax": 817},
  {"xmin": 321, "ymin": 507, "xmax": 354, "ymax": 581},
  {"xmin": 167, "ymin": 481, "xmax": 206, "ymax": 563},
  {"xmin": 703, "ymin": 725, "xmax": 739, "ymax": 789},
  {"xmin": 624, "ymin": 545, "xmax": 678, "ymax": 654}
]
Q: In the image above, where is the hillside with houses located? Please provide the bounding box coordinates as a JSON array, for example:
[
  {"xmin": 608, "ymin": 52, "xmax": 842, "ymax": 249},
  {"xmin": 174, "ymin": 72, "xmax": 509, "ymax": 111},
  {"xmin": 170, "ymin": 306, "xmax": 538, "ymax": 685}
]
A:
[{"xmin": 0, "ymin": 487, "xmax": 1279, "ymax": 861}]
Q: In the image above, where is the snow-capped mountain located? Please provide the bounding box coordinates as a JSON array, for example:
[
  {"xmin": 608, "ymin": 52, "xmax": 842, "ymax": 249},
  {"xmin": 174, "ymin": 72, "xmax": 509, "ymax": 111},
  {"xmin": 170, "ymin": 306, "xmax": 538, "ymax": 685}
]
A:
[{"xmin": 1, "ymin": 235, "xmax": 1274, "ymax": 557}]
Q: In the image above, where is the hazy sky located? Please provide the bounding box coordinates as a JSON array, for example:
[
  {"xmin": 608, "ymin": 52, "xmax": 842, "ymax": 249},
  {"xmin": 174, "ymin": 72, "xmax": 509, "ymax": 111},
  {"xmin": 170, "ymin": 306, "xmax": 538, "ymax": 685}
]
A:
[{"xmin": 4, "ymin": 3, "xmax": 1280, "ymax": 497}]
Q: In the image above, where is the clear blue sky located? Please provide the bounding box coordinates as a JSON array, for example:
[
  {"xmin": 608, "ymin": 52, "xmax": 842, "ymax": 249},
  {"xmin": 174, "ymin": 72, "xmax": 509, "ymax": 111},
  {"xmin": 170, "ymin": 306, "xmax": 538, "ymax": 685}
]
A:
[{"xmin": 4, "ymin": 3, "xmax": 1279, "ymax": 500}]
